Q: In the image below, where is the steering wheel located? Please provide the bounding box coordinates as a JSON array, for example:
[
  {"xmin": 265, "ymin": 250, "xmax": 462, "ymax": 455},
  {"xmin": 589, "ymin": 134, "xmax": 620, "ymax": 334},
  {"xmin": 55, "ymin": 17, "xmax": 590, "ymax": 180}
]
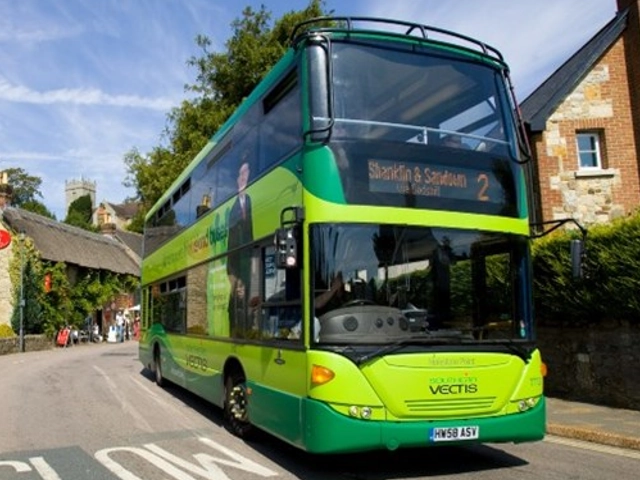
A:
[{"xmin": 342, "ymin": 299, "xmax": 376, "ymax": 307}]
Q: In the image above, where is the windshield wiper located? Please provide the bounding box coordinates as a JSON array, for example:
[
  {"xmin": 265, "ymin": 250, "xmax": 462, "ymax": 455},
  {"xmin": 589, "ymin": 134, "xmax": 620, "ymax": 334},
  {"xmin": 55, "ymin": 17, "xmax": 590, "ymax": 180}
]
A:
[
  {"xmin": 478, "ymin": 338, "xmax": 533, "ymax": 363},
  {"xmin": 355, "ymin": 335, "xmax": 462, "ymax": 365},
  {"xmin": 354, "ymin": 333, "xmax": 533, "ymax": 365}
]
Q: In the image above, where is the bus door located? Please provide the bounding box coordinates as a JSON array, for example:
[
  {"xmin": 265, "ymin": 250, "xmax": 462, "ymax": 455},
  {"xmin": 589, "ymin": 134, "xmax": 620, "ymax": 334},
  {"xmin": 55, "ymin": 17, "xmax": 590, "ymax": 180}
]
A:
[{"xmin": 248, "ymin": 243, "xmax": 307, "ymax": 444}]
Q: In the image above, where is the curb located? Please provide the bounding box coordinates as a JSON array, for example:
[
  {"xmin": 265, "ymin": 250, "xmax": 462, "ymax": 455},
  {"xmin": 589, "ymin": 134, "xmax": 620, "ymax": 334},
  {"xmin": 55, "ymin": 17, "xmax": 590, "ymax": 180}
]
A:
[{"xmin": 547, "ymin": 423, "xmax": 640, "ymax": 451}]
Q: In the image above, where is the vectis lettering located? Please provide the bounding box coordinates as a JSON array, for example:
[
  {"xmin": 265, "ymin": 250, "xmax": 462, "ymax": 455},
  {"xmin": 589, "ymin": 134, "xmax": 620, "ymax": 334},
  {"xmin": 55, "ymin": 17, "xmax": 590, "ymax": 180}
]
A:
[{"xmin": 429, "ymin": 383, "xmax": 478, "ymax": 395}]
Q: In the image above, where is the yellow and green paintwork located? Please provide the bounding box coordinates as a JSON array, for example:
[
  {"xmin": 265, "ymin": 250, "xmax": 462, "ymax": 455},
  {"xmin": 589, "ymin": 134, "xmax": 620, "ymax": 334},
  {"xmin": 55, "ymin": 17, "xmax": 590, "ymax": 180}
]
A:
[
  {"xmin": 139, "ymin": 23, "xmax": 543, "ymax": 453},
  {"xmin": 139, "ymin": 143, "xmax": 544, "ymax": 453}
]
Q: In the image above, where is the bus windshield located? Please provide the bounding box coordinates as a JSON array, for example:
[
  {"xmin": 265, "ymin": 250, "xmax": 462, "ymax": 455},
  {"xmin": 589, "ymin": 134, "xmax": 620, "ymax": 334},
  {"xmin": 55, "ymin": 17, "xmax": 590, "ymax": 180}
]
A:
[
  {"xmin": 314, "ymin": 41, "xmax": 513, "ymax": 156},
  {"xmin": 311, "ymin": 224, "xmax": 530, "ymax": 345}
]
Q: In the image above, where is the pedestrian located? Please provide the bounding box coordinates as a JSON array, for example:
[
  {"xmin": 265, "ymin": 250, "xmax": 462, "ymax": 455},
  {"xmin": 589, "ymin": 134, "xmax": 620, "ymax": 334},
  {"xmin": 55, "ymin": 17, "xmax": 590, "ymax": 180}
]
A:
[
  {"xmin": 133, "ymin": 314, "xmax": 140, "ymax": 340},
  {"xmin": 115, "ymin": 310, "xmax": 125, "ymax": 342},
  {"xmin": 125, "ymin": 314, "xmax": 131, "ymax": 341}
]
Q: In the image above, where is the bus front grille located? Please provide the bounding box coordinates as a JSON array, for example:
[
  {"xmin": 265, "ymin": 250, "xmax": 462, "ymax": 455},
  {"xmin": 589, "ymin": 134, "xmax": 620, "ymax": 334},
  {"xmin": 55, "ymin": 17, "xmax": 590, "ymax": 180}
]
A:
[{"xmin": 405, "ymin": 396, "xmax": 496, "ymax": 413}]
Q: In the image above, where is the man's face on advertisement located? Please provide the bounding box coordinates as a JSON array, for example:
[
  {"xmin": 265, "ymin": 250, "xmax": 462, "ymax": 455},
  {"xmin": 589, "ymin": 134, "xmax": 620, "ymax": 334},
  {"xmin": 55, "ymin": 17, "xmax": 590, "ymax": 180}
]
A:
[{"xmin": 237, "ymin": 162, "xmax": 250, "ymax": 193}]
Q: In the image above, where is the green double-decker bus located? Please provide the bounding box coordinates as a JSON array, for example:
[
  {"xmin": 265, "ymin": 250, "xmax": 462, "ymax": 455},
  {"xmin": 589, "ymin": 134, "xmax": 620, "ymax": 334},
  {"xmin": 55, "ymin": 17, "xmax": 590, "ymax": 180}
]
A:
[{"xmin": 139, "ymin": 16, "xmax": 545, "ymax": 454}]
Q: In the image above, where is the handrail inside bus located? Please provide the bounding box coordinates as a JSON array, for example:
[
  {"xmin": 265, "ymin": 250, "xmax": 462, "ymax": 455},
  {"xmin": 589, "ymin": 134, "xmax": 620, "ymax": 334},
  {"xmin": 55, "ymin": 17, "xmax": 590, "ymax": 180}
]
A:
[
  {"xmin": 290, "ymin": 16, "xmax": 504, "ymax": 63},
  {"xmin": 313, "ymin": 116, "xmax": 510, "ymax": 147}
]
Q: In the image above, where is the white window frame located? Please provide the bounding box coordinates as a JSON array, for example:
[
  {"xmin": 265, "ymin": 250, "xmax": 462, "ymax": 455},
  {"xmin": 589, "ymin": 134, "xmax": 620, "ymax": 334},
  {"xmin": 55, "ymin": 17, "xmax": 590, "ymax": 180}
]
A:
[{"xmin": 576, "ymin": 132, "xmax": 602, "ymax": 170}]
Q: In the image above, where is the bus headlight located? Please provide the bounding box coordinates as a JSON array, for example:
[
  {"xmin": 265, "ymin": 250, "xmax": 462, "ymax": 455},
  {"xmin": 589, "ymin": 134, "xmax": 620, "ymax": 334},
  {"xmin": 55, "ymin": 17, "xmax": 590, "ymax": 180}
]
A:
[
  {"xmin": 518, "ymin": 398, "xmax": 538, "ymax": 412},
  {"xmin": 348, "ymin": 405, "xmax": 373, "ymax": 419}
]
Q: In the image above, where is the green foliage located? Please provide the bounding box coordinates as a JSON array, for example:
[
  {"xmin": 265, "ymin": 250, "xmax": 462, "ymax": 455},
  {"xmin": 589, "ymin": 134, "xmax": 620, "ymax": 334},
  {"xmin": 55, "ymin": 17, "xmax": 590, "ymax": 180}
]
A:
[
  {"xmin": 0, "ymin": 166, "xmax": 56, "ymax": 217},
  {"xmin": 39, "ymin": 263, "xmax": 139, "ymax": 336},
  {"xmin": 125, "ymin": 209, "xmax": 145, "ymax": 234},
  {"xmin": 0, "ymin": 324, "xmax": 16, "ymax": 338},
  {"xmin": 123, "ymin": 0, "xmax": 329, "ymax": 225},
  {"xmin": 1, "ymin": 167, "xmax": 45, "ymax": 207},
  {"xmin": 20, "ymin": 200, "xmax": 56, "ymax": 219},
  {"xmin": 39, "ymin": 262, "xmax": 74, "ymax": 334},
  {"xmin": 8, "ymin": 235, "xmax": 139, "ymax": 337},
  {"xmin": 532, "ymin": 213, "xmax": 640, "ymax": 325},
  {"xmin": 9, "ymin": 237, "xmax": 45, "ymax": 334},
  {"xmin": 64, "ymin": 194, "xmax": 97, "ymax": 231}
]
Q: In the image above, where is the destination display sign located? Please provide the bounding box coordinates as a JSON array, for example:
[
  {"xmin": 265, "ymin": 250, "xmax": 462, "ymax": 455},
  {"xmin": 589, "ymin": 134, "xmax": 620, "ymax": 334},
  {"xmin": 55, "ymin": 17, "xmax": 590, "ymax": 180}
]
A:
[{"xmin": 368, "ymin": 158, "xmax": 506, "ymax": 205}]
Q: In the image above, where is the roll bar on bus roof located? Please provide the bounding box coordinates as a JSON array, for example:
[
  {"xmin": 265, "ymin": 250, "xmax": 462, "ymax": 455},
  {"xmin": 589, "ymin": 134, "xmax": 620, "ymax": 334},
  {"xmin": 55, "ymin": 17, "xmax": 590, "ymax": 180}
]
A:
[{"xmin": 289, "ymin": 16, "xmax": 505, "ymax": 64}]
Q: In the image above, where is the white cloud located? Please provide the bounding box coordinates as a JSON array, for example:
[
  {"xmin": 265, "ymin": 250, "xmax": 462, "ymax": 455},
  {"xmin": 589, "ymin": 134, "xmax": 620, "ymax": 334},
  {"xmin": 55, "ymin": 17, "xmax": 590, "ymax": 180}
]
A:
[
  {"xmin": 0, "ymin": 25, "xmax": 84, "ymax": 44},
  {"xmin": 0, "ymin": 78, "xmax": 177, "ymax": 110},
  {"xmin": 0, "ymin": 0, "xmax": 621, "ymax": 221}
]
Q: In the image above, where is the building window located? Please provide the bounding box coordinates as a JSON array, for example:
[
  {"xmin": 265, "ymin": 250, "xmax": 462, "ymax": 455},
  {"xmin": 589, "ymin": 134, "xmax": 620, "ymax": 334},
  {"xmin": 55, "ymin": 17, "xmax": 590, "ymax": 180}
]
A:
[{"xmin": 576, "ymin": 132, "xmax": 602, "ymax": 169}]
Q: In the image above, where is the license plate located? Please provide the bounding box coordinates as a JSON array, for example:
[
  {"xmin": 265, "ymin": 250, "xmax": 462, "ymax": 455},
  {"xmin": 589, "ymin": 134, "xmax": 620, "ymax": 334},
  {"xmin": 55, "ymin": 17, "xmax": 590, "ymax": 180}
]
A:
[{"xmin": 430, "ymin": 426, "xmax": 479, "ymax": 442}]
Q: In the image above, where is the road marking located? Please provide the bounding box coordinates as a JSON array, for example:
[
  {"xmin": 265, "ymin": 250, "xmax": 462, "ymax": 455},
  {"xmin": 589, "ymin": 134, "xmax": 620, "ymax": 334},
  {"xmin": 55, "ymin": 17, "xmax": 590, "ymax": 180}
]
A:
[
  {"xmin": 30, "ymin": 457, "xmax": 63, "ymax": 480},
  {"xmin": 129, "ymin": 375, "xmax": 201, "ymax": 430},
  {"xmin": 0, "ymin": 460, "xmax": 31, "ymax": 472},
  {"xmin": 545, "ymin": 435, "xmax": 640, "ymax": 460},
  {"xmin": 95, "ymin": 437, "xmax": 278, "ymax": 479},
  {"xmin": 147, "ymin": 437, "xmax": 278, "ymax": 477},
  {"xmin": 0, "ymin": 458, "xmax": 62, "ymax": 479},
  {"xmin": 96, "ymin": 446, "xmax": 197, "ymax": 480},
  {"xmin": 93, "ymin": 365, "xmax": 153, "ymax": 431}
]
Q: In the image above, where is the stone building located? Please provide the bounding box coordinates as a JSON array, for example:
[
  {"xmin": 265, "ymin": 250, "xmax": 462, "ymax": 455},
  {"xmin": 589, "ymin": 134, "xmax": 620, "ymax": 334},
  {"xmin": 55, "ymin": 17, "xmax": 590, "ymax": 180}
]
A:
[
  {"xmin": 521, "ymin": 0, "xmax": 640, "ymax": 226},
  {"xmin": 65, "ymin": 177, "xmax": 140, "ymax": 231},
  {"xmin": 0, "ymin": 207, "xmax": 141, "ymax": 332},
  {"xmin": 93, "ymin": 201, "xmax": 140, "ymax": 231},
  {"xmin": 65, "ymin": 178, "xmax": 96, "ymax": 213}
]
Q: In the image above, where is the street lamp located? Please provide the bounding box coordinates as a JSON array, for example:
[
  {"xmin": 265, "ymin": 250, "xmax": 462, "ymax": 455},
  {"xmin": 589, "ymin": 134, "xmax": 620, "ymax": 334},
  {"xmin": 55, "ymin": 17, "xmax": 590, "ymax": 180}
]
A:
[{"xmin": 19, "ymin": 231, "xmax": 25, "ymax": 353}]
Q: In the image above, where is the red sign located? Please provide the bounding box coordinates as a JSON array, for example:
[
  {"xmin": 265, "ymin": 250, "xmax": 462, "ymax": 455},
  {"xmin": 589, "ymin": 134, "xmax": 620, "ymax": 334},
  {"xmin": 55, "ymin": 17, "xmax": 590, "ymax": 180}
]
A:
[{"xmin": 0, "ymin": 229, "xmax": 10, "ymax": 250}]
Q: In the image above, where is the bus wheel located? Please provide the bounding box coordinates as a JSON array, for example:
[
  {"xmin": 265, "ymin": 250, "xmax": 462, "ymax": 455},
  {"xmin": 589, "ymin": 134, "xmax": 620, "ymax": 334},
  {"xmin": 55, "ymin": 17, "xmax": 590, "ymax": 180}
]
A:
[
  {"xmin": 154, "ymin": 348, "xmax": 164, "ymax": 387},
  {"xmin": 224, "ymin": 374, "xmax": 253, "ymax": 438}
]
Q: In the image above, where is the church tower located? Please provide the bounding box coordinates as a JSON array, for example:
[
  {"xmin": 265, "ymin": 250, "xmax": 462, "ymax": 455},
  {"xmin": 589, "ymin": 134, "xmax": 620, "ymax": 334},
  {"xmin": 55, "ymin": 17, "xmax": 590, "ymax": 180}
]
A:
[{"xmin": 65, "ymin": 178, "xmax": 96, "ymax": 215}]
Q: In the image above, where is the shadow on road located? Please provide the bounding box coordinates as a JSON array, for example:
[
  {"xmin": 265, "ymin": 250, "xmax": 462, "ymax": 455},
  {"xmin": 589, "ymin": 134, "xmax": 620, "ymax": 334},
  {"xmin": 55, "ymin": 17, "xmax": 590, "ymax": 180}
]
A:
[
  {"xmin": 136, "ymin": 363, "xmax": 528, "ymax": 479},
  {"xmin": 137, "ymin": 366, "xmax": 225, "ymax": 428},
  {"xmin": 252, "ymin": 441, "xmax": 529, "ymax": 479}
]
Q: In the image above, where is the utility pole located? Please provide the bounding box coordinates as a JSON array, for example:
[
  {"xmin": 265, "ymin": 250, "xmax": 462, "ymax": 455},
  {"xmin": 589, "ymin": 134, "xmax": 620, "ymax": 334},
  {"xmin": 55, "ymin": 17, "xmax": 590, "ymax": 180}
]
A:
[{"xmin": 19, "ymin": 231, "xmax": 25, "ymax": 352}]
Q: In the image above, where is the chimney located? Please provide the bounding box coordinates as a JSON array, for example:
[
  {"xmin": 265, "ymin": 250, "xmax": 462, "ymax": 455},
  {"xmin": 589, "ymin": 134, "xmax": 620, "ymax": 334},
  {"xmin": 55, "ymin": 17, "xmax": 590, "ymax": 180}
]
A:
[
  {"xmin": 0, "ymin": 172, "xmax": 13, "ymax": 216},
  {"xmin": 100, "ymin": 222, "xmax": 117, "ymax": 237},
  {"xmin": 618, "ymin": 0, "xmax": 639, "ymax": 12}
]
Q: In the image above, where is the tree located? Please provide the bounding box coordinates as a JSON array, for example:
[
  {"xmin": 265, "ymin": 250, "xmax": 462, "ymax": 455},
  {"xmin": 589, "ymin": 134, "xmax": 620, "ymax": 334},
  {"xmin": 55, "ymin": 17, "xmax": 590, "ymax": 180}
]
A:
[
  {"xmin": 1, "ymin": 167, "xmax": 55, "ymax": 218},
  {"xmin": 20, "ymin": 200, "xmax": 56, "ymax": 219},
  {"xmin": 64, "ymin": 194, "xmax": 97, "ymax": 232},
  {"xmin": 10, "ymin": 257, "xmax": 45, "ymax": 334},
  {"xmin": 123, "ymin": 1, "xmax": 329, "ymax": 226},
  {"xmin": 10, "ymin": 237, "xmax": 45, "ymax": 335},
  {"xmin": 2, "ymin": 167, "xmax": 43, "ymax": 206}
]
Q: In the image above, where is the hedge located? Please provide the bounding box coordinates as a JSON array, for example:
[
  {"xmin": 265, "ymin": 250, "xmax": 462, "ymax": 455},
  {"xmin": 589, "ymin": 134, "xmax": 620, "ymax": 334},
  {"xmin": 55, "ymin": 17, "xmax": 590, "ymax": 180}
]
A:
[{"xmin": 532, "ymin": 212, "xmax": 640, "ymax": 326}]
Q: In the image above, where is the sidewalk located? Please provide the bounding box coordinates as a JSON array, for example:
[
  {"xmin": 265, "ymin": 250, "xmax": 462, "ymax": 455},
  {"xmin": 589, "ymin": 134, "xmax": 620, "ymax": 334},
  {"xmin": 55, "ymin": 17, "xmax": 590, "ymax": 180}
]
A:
[{"xmin": 546, "ymin": 397, "xmax": 640, "ymax": 450}]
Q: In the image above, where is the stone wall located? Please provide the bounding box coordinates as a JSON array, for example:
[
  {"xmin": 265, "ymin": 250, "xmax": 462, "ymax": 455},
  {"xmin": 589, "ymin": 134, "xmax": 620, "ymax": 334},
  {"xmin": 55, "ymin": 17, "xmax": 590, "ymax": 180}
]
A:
[
  {"xmin": 538, "ymin": 324, "xmax": 640, "ymax": 410},
  {"xmin": 0, "ymin": 335, "xmax": 53, "ymax": 356}
]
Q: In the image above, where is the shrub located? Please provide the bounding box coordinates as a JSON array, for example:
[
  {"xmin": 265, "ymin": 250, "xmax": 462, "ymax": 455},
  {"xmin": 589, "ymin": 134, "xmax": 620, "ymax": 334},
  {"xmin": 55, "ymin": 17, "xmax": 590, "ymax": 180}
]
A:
[
  {"xmin": 532, "ymin": 212, "xmax": 640, "ymax": 326},
  {"xmin": 0, "ymin": 324, "xmax": 16, "ymax": 338}
]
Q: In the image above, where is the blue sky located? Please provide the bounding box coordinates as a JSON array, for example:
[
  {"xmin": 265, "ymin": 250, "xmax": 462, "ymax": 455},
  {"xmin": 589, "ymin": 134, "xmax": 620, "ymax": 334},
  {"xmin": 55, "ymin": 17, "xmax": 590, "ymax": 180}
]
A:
[{"xmin": 0, "ymin": 0, "xmax": 617, "ymax": 220}]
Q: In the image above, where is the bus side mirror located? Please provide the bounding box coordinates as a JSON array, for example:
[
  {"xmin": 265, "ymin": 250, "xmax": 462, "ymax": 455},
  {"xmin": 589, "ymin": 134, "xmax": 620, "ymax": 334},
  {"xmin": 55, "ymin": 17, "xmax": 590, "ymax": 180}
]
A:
[
  {"xmin": 570, "ymin": 239, "xmax": 585, "ymax": 279},
  {"xmin": 275, "ymin": 228, "xmax": 298, "ymax": 269}
]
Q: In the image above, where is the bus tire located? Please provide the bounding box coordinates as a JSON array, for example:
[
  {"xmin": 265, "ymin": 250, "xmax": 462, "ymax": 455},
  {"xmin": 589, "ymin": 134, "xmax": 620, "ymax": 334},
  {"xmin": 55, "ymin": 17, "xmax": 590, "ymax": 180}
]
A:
[
  {"xmin": 154, "ymin": 347, "xmax": 164, "ymax": 388},
  {"xmin": 224, "ymin": 373, "xmax": 254, "ymax": 439}
]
